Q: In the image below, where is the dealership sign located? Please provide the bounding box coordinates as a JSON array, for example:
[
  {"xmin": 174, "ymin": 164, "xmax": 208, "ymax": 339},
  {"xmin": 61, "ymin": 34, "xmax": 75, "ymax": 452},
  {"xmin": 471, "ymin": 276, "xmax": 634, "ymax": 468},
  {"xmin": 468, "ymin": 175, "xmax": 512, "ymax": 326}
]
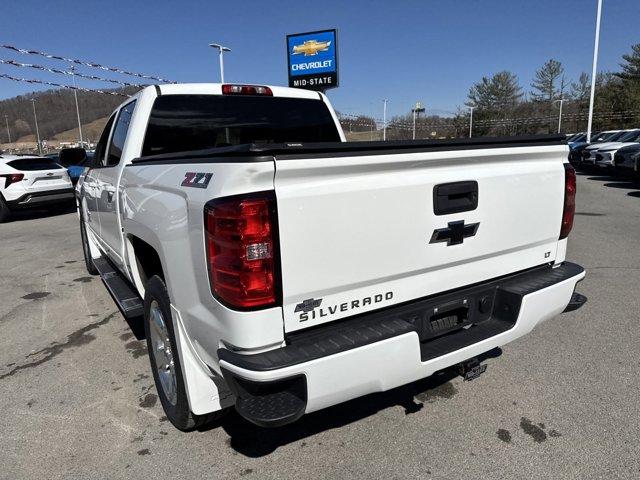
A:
[{"xmin": 287, "ymin": 29, "xmax": 338, "ymax": 92}]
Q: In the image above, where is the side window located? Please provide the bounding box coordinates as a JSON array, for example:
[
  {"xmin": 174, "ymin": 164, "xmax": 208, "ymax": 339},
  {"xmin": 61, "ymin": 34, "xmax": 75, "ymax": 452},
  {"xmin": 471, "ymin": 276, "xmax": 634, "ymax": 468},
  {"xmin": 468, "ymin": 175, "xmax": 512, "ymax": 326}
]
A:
[
  {"xmin": 106, "ymin": 100, "xmax": 137, "ymax": 167},
  {"xmin": 93, "ymin": 114, "xmax": 116, "ymax": 168}
]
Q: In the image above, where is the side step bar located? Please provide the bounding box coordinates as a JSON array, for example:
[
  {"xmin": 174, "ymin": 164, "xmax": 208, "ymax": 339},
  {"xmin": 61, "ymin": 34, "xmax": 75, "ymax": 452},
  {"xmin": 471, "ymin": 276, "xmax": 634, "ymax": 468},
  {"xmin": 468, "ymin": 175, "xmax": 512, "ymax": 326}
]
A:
[{"xmin": 93, "ymin": 257, "xmax": 144, "ymax": 319}]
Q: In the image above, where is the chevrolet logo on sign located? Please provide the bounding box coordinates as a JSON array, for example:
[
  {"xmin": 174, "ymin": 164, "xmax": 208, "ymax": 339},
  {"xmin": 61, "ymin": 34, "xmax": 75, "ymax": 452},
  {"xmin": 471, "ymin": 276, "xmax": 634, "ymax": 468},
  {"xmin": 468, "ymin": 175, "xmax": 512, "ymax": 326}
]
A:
[
  {"xmin": 292, "ymin": 40, "xmax": 332, "ymax": 56},
  {"xmin": 287, "ymin": 29, "xmax": 338, "ymax": 92}
]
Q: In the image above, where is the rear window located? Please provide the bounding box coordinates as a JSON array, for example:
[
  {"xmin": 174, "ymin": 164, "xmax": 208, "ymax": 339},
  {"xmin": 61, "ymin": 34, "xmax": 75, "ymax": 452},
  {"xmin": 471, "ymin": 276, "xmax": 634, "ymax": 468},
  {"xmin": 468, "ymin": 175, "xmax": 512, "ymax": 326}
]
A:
[
  {"xmin": 141, "ymin": 95, "xmax": 341, "ymax": 157},
  {"xmin": 7, "ymin": 158, "xmax": 63, "ymax": 171}
]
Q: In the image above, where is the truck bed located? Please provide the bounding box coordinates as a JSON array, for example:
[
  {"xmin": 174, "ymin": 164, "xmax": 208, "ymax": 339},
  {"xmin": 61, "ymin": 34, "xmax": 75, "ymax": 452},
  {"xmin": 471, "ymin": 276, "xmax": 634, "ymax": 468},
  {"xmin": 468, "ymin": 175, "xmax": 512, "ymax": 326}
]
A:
[{"xmin": 130, "ymin": 134, "xmax": 566, "ymax": 164}]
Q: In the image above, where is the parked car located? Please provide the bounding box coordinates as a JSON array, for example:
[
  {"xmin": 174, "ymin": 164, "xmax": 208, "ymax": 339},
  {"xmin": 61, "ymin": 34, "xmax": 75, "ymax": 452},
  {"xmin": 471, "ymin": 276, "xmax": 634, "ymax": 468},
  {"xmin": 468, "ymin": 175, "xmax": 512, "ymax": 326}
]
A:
[
  {"xmin": 580, "ymin": 130, "xmax": 634, "ymax": 167},
  {"xmin": 613, "ymin": 143, "xmax": 640, "ymax": 179},
  {"xmin": 0, "ymin": 154, "xmax": 74, "ymax": 222},
  {"xmin": 75, "ymin": 83, "xmax": 586, "ymax": 431},
  {"xmin": 569, "ymin": 130, "xmax": 620, "ymax": 165},
  {"xmin": 594, "ymin": 129, "xmax": 640, "ymax": 169}
]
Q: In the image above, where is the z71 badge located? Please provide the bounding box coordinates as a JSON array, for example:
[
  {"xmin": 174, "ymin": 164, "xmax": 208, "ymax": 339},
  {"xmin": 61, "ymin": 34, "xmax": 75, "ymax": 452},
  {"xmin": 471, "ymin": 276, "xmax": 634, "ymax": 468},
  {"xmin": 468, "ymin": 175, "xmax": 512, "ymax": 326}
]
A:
[{"xmin": 181, "ymin": 172, "xmax": 213, "ymax": 189}]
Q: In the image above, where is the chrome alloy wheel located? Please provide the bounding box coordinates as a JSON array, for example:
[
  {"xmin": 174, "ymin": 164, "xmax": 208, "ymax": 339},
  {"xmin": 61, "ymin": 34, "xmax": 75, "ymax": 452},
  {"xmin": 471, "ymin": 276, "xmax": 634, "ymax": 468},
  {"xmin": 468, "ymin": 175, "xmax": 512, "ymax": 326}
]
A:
[{"xmin": 149, "ymin": 300, "xmax": 177, "ymax": 405}]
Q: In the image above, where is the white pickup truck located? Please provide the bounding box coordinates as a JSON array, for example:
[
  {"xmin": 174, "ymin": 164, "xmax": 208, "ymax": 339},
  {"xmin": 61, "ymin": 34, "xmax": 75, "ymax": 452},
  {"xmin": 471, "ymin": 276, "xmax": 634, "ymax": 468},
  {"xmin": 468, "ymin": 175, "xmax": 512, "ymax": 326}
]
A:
[{"xmin": 76, "ymin": 83, "xmax": 586, "ymax": 430}]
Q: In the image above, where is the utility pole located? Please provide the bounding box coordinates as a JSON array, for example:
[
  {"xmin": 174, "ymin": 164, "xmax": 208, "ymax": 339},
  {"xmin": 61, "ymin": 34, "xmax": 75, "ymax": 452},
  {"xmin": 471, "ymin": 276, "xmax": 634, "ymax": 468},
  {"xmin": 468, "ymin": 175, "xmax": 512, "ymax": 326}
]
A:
[
  {"xmin": 411, "ymin": 102, "xmax": 425, "ymax": 140},
  {"xmin": 586, "ymin": 0, "xmax": 603, "ymax": 143},
  {"xmin": 71, "ymin": 66, "xmax": 84, "ymax": 146},
  {"xmin": 209, "ymin": 43, "xmax": 231, "ymax": 83},
  {"xmin": 4, "ymin": 115, "xmax": 10, "ymax": 144},
  {"xmin": 554, "ymin": 98, "xmax": 565, "ymax": 133},
  {"xmin": 382, "ymin": 99, "xmax": 388, "ymax": 141},
  {"xmin": 31, "ymin": 99, "xmax": 42, "ymax": 155},
  {"xmin": 469, "ymin": 106, "xmax": 475, "ymax": 138}
]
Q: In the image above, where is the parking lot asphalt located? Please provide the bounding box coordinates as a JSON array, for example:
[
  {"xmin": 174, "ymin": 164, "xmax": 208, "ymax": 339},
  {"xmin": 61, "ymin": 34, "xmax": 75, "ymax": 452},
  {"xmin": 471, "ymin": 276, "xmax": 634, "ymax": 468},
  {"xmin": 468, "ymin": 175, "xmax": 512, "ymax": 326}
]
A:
[{"xmin": 0, "ymin": 171, "xmax": 639, "ymax": 480}]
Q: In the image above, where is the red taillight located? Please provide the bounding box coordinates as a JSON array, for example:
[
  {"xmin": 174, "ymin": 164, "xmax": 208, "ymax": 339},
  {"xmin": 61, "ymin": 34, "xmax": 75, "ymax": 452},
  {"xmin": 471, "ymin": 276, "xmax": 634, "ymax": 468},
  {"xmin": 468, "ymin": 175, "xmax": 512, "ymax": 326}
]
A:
[
  {"xmin": 204, "ymin": 193, "xmax": 278, "ymax": 309},
  {"xmin": 1, "ymin": 173, "xmax": 24, "ymax": 188},
  {"xmin": 559, "ymin": 164, "xmax": 576, "ymax": 240},
  {"xmin": 221, "ymin": 84, "xmax": 273, "ymax": 96}
]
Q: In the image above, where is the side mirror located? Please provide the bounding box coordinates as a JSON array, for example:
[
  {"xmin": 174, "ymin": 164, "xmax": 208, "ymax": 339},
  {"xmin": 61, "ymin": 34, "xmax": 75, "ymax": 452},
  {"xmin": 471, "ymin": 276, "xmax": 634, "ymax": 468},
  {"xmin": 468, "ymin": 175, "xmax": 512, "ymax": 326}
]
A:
[{"xmin": 59, "ymin": 147, "xmax": 88, "ymax": 167}]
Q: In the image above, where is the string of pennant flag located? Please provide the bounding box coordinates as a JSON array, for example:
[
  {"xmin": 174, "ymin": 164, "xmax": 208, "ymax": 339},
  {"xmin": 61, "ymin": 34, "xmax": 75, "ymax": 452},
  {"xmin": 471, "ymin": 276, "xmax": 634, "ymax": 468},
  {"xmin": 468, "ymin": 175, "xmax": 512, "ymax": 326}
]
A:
[
  {"xmin": 0, "ymin": 73, "xmax": 130, "ymax": 97},
  {"xmin": 0, "ymin": 59, "xmax": 145, "ymax": 88},
  {"xmin": 0, "ymin": 44, "xmax": 176, "ymax": 84}
]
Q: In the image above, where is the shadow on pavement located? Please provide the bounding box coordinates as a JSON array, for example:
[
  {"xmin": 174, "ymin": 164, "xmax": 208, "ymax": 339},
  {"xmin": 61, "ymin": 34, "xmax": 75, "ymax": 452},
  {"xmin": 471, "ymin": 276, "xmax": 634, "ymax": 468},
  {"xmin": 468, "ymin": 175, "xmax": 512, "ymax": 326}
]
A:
[
  {"xmin": 6, "ymin": 203, "xmax": 76, "ymax": 222},
  {"xmin": 204, "ymin": 348, "xmax": 502, "ymax": 457},
  {"xmin": 602, "ymin": 181, "xmax": 639, "ymax": 190},
  {"xmin": 586, "ymin": 175, "xmax": 618, "ymax": 182}
]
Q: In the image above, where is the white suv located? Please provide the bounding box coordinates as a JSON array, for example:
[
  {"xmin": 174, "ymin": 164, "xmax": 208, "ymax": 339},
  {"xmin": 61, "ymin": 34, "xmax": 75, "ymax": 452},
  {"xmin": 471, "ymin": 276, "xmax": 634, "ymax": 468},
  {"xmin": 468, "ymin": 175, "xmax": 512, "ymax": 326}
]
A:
[{"xmin": 0, "ymin": 154, "xmax": 74, "ymax": 222}]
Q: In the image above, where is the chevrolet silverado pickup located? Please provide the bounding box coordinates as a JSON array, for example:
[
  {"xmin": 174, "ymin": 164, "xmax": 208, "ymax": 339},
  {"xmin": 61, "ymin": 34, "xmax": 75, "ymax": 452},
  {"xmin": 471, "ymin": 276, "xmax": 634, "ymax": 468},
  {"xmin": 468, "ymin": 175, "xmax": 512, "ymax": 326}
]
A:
[{"xmin": 76, "ymin": 83, "xmax": 586, "ymax": 430}]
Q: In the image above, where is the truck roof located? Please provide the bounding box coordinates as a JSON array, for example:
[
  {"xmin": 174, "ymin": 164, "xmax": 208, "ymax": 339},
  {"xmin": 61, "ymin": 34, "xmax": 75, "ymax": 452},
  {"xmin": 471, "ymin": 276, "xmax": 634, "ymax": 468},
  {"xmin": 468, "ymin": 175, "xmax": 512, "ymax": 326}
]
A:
[{"xmin": 151, "ymin": 83, "xmax": 323, "ymax": 100}]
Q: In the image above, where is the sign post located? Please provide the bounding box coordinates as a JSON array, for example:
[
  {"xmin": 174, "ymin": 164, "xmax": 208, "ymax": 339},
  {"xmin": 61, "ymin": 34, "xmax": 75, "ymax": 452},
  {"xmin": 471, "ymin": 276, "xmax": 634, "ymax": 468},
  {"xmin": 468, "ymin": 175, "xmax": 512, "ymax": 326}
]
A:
[{"xmin": 287, "ymin": 29, "xmax": 338, "ymax": 92}]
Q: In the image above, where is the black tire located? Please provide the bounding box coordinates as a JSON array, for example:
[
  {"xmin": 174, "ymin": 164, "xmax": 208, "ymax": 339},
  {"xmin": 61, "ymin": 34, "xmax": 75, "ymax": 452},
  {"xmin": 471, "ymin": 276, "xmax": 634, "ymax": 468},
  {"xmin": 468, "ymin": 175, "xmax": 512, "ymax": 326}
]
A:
[
  {"xmin": 0, "ymin": 196, "xmax": 11, "ymax": 223},
  {"xmin": 79, "ymin": 216, "xmax": 99, "ymax": 275},
  {"xmin": 143, "ymin": 275, "xmax": 226, "ymax": 431}
]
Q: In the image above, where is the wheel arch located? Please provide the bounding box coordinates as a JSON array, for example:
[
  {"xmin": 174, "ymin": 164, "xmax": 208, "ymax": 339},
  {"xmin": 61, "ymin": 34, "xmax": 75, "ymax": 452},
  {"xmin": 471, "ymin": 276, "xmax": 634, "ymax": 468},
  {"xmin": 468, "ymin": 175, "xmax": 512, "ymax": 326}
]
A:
[{"xmin": 126, "ymin": 233, "xmax": 165, "ymax": 299}]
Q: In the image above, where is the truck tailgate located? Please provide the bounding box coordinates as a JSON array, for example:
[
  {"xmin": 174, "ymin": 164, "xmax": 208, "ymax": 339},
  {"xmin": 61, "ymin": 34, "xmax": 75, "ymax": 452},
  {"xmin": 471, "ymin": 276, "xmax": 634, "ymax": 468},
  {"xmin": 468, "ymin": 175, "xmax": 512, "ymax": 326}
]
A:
[{"xmin": 274, "ymin": 144, "xmax": 568, "ymax": 333}]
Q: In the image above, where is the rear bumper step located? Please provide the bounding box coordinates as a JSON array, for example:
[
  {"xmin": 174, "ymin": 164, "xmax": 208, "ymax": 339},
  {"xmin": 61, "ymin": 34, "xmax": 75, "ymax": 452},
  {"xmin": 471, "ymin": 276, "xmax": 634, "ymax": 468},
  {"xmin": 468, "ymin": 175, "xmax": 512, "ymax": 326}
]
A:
[
  {"xmin": 563, "ymin": 292, "xmax": 588, "ymax": 312},
  {"xmin": 93, "ymin": 257, "xmax": 143, "ymax": 319},
  {"xmin": 219, "ymin": 262, "xmax": 585, "ymax": 427}
]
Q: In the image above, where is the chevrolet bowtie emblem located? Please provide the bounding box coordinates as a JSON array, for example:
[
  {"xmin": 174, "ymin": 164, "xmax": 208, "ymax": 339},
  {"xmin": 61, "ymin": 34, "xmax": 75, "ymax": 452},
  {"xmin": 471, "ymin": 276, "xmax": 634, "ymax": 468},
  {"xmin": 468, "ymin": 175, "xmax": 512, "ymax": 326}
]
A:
[
  {"xmin": 295, "ymin": 298, "xmax": 322, "ymax": 313},
  {"xmin": 430, "ymin": 220, "xmax": 479, "ymax": 246},
  {"xmin": 292, "ymin": 40, "xmax": 331, "ymax": 56}
]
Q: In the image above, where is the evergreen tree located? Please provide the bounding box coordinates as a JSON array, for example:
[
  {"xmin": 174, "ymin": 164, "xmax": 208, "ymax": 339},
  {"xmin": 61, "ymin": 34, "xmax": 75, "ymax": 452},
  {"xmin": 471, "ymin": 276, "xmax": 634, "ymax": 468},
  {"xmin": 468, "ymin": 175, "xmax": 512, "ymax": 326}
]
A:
[
  {"xmin": 531, "ymin": 59, "xmax": 564, "ymax": 102},
  {"xmin": 467, "ymin": 71, "xmax": 523, "ymax": 110},
  {"xmin": 616, "ymin": 43, "xmax": 640, "ymax": 81}
]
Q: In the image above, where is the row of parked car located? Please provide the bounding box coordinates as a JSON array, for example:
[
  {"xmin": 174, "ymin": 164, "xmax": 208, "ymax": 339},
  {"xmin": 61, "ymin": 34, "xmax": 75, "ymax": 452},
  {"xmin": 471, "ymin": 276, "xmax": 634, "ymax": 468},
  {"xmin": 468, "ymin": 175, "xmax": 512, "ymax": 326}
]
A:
[{"xmin": 567, "ymin": 130, "xmax": 640, "ymax": 178}]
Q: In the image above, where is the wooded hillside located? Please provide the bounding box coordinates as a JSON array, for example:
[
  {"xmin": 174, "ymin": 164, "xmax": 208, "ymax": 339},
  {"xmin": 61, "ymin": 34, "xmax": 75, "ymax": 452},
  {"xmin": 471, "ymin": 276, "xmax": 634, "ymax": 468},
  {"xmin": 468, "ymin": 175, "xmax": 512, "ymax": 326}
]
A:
[{"xmin": 0, "ymin": 86, "xmax": 140, "ymax": 143}]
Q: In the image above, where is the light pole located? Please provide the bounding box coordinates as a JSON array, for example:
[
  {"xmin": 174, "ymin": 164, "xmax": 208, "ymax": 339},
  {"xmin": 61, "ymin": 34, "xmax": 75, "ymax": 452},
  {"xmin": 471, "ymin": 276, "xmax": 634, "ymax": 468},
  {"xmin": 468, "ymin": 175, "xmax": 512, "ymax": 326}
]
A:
[
  {"xmin": 469, "ymin": 106, "xmax": 475, "ymax": 138},
  {"xmin": 554, "ymin": 98, "xmax": 565, "ymax": 133},
  {"xmin": 411, "ymin": 102, "xmax": 425, "ymax": 140},
  {"xmin": 382, "ymin": 99, "xmax": 388, "ymax": 141},
  {"xmin": 4, "ymin": 115, "xmax": 10, "ymax": 144},
  {"xmin": 71, "ymin": 66, "xmax": 84, "ymax": 146},
  {"xmin": 209, "ymin": 43, "xmax": 231, "ymax": 83},
  {"xmin": 31, "ymin": 99, "xmax": 42, "ymax": 155},
  {"xmin": 586, "ymin": 0, "xmax": 603, "ymax": 143}
]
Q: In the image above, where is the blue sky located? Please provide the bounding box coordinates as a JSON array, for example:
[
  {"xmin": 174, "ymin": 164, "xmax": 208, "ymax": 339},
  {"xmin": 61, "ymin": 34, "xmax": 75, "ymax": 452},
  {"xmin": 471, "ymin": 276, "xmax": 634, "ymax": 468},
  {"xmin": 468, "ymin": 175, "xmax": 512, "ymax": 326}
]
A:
[{"xmin": 1, "ymin": 0, "xmax": 639, "ymax": 119}]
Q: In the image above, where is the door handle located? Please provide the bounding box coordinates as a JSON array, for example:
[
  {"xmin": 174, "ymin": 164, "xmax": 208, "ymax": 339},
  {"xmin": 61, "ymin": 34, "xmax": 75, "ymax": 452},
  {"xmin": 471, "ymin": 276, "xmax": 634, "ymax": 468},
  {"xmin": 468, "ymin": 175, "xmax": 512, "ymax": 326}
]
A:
[{"xmin": 433, "ymin": 181, "xmax": 478, "ymax": 215}]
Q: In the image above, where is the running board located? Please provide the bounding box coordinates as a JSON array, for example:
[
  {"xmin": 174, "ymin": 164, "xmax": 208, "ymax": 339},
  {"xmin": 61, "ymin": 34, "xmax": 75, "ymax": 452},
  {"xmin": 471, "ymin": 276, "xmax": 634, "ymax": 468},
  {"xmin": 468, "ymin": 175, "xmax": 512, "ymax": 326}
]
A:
[{"xmin": 93, "ymin": 257, "xmax": 144, "ymax": 319}]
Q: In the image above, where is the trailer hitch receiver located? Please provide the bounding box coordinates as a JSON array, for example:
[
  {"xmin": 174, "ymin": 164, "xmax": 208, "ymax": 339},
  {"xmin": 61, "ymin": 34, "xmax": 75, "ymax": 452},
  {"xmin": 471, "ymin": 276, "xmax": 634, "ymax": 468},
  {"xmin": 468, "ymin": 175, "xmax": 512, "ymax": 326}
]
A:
[{"xmin": 458, "ymin": 357, "xmax": 487, "ymax": 381}]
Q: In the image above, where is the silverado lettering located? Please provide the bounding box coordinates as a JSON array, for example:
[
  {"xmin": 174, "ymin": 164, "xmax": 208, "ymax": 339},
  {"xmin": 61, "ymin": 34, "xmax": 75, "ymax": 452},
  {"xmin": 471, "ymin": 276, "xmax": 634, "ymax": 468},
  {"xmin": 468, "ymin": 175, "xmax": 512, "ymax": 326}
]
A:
[{"xmin": 298, "ymin": 291, "xmax": 394, "ymax": 321}]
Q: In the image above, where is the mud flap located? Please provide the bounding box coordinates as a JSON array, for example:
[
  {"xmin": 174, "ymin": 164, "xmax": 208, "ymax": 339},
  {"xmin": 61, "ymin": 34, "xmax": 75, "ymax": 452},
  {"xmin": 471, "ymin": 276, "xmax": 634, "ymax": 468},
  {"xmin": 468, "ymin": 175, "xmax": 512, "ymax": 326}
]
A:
[{"xmin": 170, "ymin": 305, "xmax": 234, "ymax": 415}]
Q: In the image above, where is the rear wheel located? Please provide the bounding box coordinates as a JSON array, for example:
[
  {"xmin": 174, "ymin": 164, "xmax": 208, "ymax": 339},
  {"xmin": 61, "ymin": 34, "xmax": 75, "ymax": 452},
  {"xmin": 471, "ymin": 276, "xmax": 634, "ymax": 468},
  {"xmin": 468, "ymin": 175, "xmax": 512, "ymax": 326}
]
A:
[
  {"xmin": 0, "ymin": 196, "xmax": 11, "ymax": 223},
  {"xmin": 79, "ymin": 217, "xmax": 99, "ymax": 275},
  {"xmin": 143, "ymin": 275, "xmax": 226, "ymax": 431}
]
